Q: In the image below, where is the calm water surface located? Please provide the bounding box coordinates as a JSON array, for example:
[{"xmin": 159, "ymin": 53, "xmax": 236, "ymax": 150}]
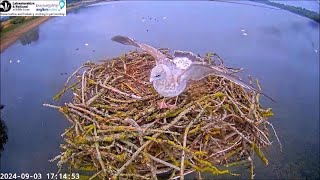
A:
[{"xmin": 0, "ymin": 1, "xmax": 319, "ymax": 179}]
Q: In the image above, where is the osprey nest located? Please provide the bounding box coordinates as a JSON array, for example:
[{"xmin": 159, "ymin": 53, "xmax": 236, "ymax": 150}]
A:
[{"xmin": 44, "ymin": 50, "xmax": 281, "ymax": 179}]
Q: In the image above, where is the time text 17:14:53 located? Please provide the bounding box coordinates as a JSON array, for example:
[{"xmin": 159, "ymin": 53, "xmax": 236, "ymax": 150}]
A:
[{"xmin": 0, "ymin": 173, "xmax": 80, "ymax": 179}]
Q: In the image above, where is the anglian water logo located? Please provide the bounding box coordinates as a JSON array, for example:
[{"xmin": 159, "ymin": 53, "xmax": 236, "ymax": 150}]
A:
[
  {"xmin": 59, "ymin": 0, "xmax": 65, "ymax": 10},
  {"xmin": 0, "ymin": 0, "xmax": 12, "ymax": 12}
]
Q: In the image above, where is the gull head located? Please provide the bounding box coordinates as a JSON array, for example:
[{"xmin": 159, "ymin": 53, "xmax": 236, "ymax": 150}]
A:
[{"xmin": 150, "ymin": 64, "xmax": 168, "ymax": 83}]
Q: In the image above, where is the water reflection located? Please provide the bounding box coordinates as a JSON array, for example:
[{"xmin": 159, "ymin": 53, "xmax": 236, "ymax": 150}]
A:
[
  {"xmin": 290, "ymin": 21, "xmax": 306, "ymax": 32},
  {"xmin": 261, "ymin": 26, "xmax": 282, "ymax": 37},
  {"xmin": 260, "ymin": 20, "xmax": 319, "ymax": 50},
  {"xmin": 0, "ymin": 116, "xmax": 8, "ymax": 160},
  {"xmin": 19, "ymin": 28, "xmax": 39, "ymax": 45},
  {"xmin": 307, "ymin": 20, "xmax": 319, "ymax": 29},
  {"xmin": 69, "ymin": 7, "xmax": 82, "ymax": 14}
]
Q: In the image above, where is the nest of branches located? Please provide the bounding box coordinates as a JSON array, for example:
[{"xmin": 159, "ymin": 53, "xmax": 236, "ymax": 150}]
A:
[{"xmin": 44, "ymin": 50, "xmax": 281, "ymax": 179}]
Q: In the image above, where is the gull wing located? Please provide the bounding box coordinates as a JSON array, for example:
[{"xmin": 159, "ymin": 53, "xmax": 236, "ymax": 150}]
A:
[
  {"xmin": 111, "ymin": 35, "xmax": 168, "ymax": 64},
  {"xmin": 174, "ymin": 50, "xmax": 204, "ymax": 63},
  {"xmin": 172, "ymin": 50, "xmax": 207, "ymax": 70},
  {"xmin": 179, "ymin": 64, "xmax": 275, "ymax": 102}
]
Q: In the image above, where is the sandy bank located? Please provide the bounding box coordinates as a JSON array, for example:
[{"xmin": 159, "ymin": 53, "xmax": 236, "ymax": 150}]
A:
[{"xmin": 0, "ymin": 17, "xmax": 50, "ymax": 53}]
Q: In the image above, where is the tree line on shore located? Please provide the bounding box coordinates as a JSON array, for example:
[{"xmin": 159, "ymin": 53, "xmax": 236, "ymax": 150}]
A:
[{"xmin": 250, "ymin": 0, "xmax": 319, "ymax": 23}]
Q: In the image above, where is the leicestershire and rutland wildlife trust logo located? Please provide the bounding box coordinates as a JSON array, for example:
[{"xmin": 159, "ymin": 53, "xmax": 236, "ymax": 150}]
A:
[{"xmin": 0, "ymin": 0, "xmax": 12, "ymax": 12}]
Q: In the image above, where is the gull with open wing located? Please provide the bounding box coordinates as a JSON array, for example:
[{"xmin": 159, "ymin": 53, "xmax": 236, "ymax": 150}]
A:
[{"xmin": 111, "ymin": 35, "xmax": 274, "ymax": 109}]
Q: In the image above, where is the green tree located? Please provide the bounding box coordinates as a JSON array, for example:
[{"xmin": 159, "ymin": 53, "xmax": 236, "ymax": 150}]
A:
[{"xmin": 10, "ymin": 17, "xmax": 26, "ymax": 24}]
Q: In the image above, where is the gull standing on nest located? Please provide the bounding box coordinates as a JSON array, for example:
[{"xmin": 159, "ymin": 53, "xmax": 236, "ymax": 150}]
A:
[{"xmin": 111, "ymin": 35, "xmax": 274, "ymax": 109}]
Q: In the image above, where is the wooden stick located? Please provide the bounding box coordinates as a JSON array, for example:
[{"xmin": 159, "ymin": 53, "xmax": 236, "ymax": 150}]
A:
[{"xmin": 114, "ymin": 106, "xmax": 193, "ymax": 177}]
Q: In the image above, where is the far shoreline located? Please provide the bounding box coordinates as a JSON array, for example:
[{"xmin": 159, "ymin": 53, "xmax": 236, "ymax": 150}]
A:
[
  {"xmin": 0, "ymin": 0, "xmax": 106, "ymax": 53},
  {"xmin": 1, "ymin": 0, "xmax": 318, "ymax": 53}
]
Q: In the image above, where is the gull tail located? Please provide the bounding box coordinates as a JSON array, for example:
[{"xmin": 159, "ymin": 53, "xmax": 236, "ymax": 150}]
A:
[{"xmin": 111, "ymin": 35, "xmax": 140, "ymax": 48}]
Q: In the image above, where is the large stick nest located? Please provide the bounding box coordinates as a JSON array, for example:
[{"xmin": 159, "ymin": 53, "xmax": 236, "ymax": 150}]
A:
[{"xmin": 45, "ymin": 50, "xmax": 280, "ymax": 179}]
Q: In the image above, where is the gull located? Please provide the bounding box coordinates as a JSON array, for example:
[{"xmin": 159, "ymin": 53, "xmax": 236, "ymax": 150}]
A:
[{"xmin": 111, "ymin": 35, "xmax": 274, "ymax": 109}]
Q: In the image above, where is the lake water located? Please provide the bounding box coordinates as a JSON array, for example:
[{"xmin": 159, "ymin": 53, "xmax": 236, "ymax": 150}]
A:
[{"xmin": 0, "ymin": 1, "xmax": 319, "ymax": 179}]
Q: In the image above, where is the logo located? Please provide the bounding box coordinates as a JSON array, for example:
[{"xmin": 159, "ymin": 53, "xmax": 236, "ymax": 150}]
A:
[
  {"xmin": 59, "ymin": 0, "xmax": 65, "ymax": 10},
  {"xmin": 1, "ymin": 0, "xmax": 66, "ymax": 16},
  {"xmin": 0, "ymin": 0, "xmax": 11, "ymax": 12}
]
